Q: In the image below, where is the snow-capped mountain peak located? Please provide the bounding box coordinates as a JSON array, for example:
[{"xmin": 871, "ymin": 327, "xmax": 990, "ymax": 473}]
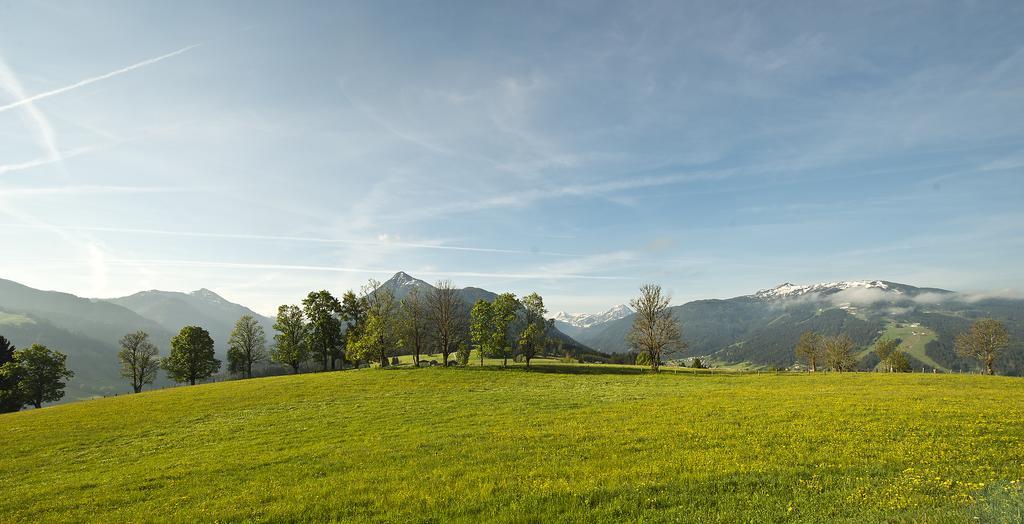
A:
[
  {"xmin": 753, "ymin": 280, "xmax": 898, "ymax": 299},
  {"xmin": 552, "ymin": 304, "xmax": 634, "ymax": 328},
  {"xmin": 390, "ymin": 271, "xmax": 423, "ymax": 288}
]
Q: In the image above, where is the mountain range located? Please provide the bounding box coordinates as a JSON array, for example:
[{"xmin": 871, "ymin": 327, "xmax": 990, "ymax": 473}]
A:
[
  {"xmin": 551, "ymin": 304, "xmax": 634, "ymax": 337},
  {"xmin": 2, "ymin": 276, "xmax": 1022, "ymax": 402},
  {"xmin": 570, "ymin": 280, "xmax": 1024, "ymax": 373}
]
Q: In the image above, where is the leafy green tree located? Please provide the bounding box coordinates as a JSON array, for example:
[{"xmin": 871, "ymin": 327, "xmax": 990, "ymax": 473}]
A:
[
  {"xmin": 272, "ymin": 304, "xmax": 308, "ymax": 373},
  {"xmin": 456, "ymin": 341, "xmax": 471, "ymax": 366},
  {"xmin": 956, "ymin": 318, "xmax": 1010, "ymax": 375},
  {"xmin": 470, "ymin": 299, "xmax": 495, "ymax": 367},
  {"xmin": 888, "ymin": 351, "xmax": 911, "ymax": 372},
  {"xmin": 227, "ymin": 315, "xmax": 267, "ymax": 378},
  {"xmin": 302, "ymin": 290, "xmax": 343, "ymax": 371},
  {"xmin": 491, "ymin": 293, "xmax": 520, "ymax": 367},
  {"xmin": 627, "ymin": 284, "xmax": 685, "ymax": 371},
  {"xmin": 517, "ymin": 322, "xmax": 545, "ymax": 368},
  {"xmin": 514, "ymin": 293, "xmax": 555, "ymax": 368},
  {"xmin": 348, "ymin": 280, "xmax": 402, "ymax": 367},
  {"xmin": 0, "ymin": 335, "xmax": 22, "ymax": 412},
  {"xmin": 795, "ymin": 331, "xmax": 823, "ymax": 372},
  {"xmin": 635, "ymin": 351, "xmax": 652, "ymax": 367},
  {"xmin": 823, "ymin": 334, "xmax": 857, "ymax": 372},
  {"xmin": 340, "ymin": 290, "xmax": 368, "ymax": 368},
  {"xmin": 118, "ymin": 331, "xmax": 160, "ymax": 393},
  {"xmin": 873, "ymin": 338, "xmax": 901, "ymax": 372},
  {"xmin": 690, "ymin": 357, "xmax": 706, "ymax": 369},
  {"xmin": 0, "ymin": 344, "xmax": 74, "ymax": 408},
  {"xmin": 400, "ymin": 287, "xmax": 429, "ymax": 367},
  {"xmin": 164, "ymin": 326, "xmax": 220, "ymax": 385}
]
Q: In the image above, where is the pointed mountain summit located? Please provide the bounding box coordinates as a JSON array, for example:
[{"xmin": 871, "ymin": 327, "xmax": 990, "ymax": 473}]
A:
[{"xmin": 378, "ymin": 271, "xmax": 433, "ymax": 300}]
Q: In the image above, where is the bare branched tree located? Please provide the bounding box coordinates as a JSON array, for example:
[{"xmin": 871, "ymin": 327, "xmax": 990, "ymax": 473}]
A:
[
  {"xmin": 401, "ymin": 286, "xmax": 429, "ymax": 367},
  {"xmin": 428, "ymin": 280, "xmax": 466, "ymax": 366},
  {"xmin": 956, "ymin": 318, "xmax": 1009, "ymax": 375},
  {"xmin": 795, "ymin": 331, "xmax": 823, "ymax": 372},
  {"xmin": 118, "ymin": 331, "xmax": 160, "ymax": 393},
  {"xmin": 823, "ymin": 334, "xmax": 857, "ymax": 372},
  {"xmin": 627, "ymin": 284, "xmax": 685, "ymax": 371}
]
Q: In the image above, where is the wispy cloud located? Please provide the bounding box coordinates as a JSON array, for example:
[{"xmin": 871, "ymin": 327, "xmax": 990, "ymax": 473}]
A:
[
  {"xmin": 0, "ymin": 223, "xmax": 582, "ymax": 257},
  {"xmin": 392, "ymin": 170, "xmax": 734, "ymax": 223},
  {"xmin": 0, "ymin": 54, "xmax": 63, "ymax": 171},
  {"xmin": 0, "ymin": 44, "xmax": 200, "ymax": 113},
  {"xmin": 0, "ymin": 145, "xmax": 98, "ymax": 175},
  {"xmin": 102, "ymin": 257, "xmax": 634, "ymax": 281},
  {"xmin": 0, "ymin": 185, "xmax": 188, "ymax": 196}
]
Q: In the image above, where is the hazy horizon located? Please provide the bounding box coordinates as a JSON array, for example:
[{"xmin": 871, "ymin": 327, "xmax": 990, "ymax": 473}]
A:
[{"xmin": 2, "ymin": 1, "xmax": 1022, "ymax": 315}]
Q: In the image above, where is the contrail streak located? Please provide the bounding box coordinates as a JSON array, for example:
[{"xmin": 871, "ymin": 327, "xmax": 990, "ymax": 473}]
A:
[
  {"xmin": 0, "ymin": 223, "xmax": 581, "ymax": 257},
  {"xmin": 0, "ymin": 44, "xmax": 200, "ymax": 113},
  {"xmin": 102, "ymin": 258, "xmax": 634, "ymax": 280}
]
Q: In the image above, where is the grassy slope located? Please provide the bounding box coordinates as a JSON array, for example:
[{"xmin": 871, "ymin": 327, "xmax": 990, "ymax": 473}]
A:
[
  {"xmin": 0, "ymin": 311, "xmax": 34, "ymax": 327},
  {"xmin": 884, "ymin": 324, "xmax": 946, "ymax": 371},
  {"xmin": 1, "ymin": 365, "xmax": 1023, "ymax": 522}
]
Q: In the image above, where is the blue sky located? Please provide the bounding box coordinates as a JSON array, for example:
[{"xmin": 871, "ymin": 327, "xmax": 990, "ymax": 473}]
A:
[{"xmin": 1, "ymin": 1, "xmax": 1022, "ymax": 315}]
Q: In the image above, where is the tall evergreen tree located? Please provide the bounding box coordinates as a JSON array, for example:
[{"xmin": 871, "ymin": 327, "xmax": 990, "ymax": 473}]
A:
[
  {"xmin": 118, "ymin": 331, "xmax": 160, "ymax": 393},
  {"xmin": 163, "ymin": 326, "xmax": 220, "ymax": 385},
  {"xmin": 227, "ymin": 315, "xmax": 267, "ymax": 378}
]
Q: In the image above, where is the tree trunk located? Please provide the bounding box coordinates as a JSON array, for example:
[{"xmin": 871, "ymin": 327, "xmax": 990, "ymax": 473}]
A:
[
  {"xmin": 380, "ymin": 347, "xmax": 387, "ymax": 367},
  {"xmin": 190, "ymin": 377, "xmax": 196, "ymax": 386},
  {"xmin": 292, "ymin": 364, "xmax": 300, "ymax": 374}
]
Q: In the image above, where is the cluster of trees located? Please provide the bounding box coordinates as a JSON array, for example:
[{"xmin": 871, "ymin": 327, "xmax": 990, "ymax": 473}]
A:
[
  {"xmin": 794, "ymin": 318, "xmax": 1011, "ymax": 373},
  {"xmin": 0, "ymin": 336, "xmax": 75, "ymax": 412},
  {"xmin": 469, "ymin": 292, "xmax": 555, "ymax": 368},
  {"xmin": 3, "ymin": 285, "xmax": 1016, "ymax": 412},
  {"xmin": 794, "ymin": 332, "xmax": 859, "ymax": 372},
  {"xmin": 114, "ymin": 280, "xmax": 568, "ymax": 397}
]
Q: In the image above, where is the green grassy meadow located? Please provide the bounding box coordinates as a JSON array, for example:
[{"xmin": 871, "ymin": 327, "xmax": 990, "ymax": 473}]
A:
[{"xmin": 1, "ymin": 364, "xmax": 1023, "ymax": 522}]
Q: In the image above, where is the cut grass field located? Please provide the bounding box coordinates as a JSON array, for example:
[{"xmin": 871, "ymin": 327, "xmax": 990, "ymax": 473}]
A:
[{"xmin": 1, "ymin": 364, "xmax": 1023, "ymax": 522}]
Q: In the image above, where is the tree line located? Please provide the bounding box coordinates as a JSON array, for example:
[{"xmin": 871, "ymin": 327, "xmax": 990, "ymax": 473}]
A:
[
  {"xmin": 794, "ymin": 318, "xmax": 1011, "ymax": 373},
  {"xmin": 0, "ymin": 283, "xmax": 1015, "ymax": 412}
]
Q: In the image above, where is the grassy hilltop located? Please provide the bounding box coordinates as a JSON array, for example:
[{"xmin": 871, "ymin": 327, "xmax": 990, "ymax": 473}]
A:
[{"xmin": 1, "ymin": 364, "xmax": 1023, "ymax": 522}]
